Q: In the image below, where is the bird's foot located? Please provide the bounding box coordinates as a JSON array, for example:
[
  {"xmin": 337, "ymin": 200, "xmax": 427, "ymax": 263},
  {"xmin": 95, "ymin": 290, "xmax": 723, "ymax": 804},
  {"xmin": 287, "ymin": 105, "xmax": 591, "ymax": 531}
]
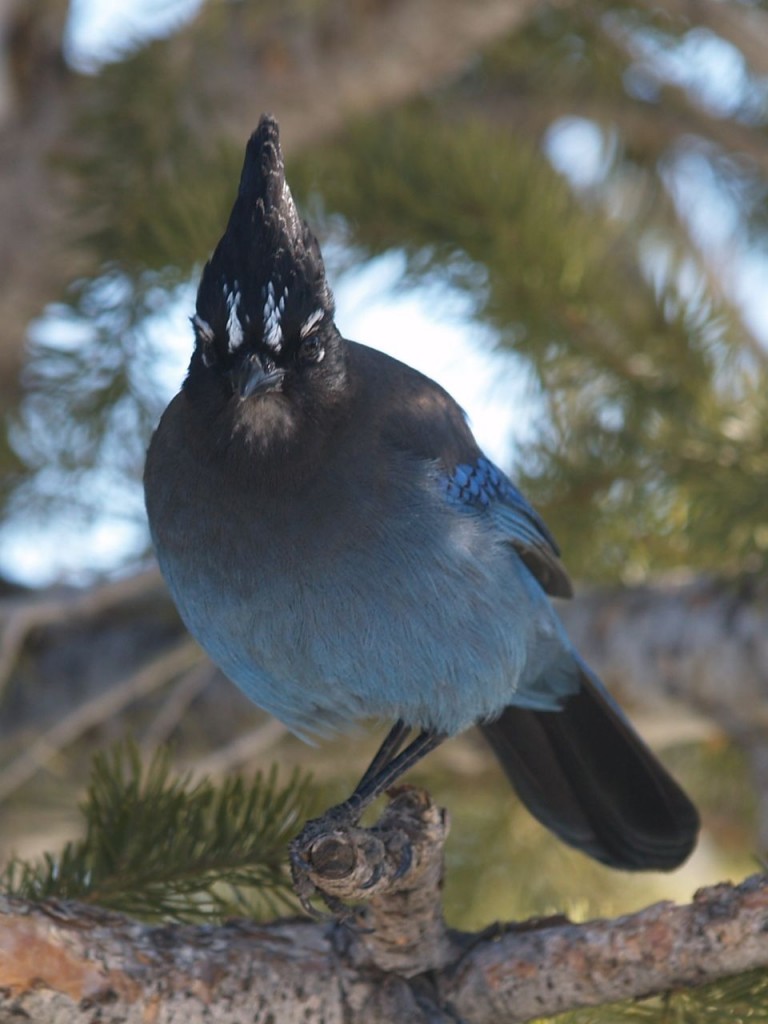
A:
[
  {"xmin": 289, "ymin": 787, "xmax": 431, "ymax": 918},
  {"xmin": 289, "ymin": 802, "xmax": 365, "ymax": 919}
]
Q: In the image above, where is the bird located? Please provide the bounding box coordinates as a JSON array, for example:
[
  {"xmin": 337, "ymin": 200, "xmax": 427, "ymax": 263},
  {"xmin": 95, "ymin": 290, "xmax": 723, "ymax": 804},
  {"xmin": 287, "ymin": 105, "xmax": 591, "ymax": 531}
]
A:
[{"xmin": 144, "ymin": 115, "xmax": 699, "ymax": 889}]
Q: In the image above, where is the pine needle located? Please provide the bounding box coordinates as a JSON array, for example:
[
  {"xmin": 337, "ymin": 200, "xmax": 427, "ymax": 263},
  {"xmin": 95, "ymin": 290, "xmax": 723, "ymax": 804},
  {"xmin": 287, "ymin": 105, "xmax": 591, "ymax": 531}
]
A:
[
  {"xmin": 538, "ymin": 967, "xmax": 768, "ymax": 1023},
  {"xmin": 1, "ymin": 740, "xmax": 317, "ymax": 922}
]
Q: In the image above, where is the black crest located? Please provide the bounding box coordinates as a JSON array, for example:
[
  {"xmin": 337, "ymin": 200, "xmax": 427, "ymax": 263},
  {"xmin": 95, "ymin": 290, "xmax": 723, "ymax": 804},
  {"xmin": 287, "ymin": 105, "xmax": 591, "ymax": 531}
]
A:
[{"xmin": 193, "ymin": 115, "xmax": 334, "ymax": 366}]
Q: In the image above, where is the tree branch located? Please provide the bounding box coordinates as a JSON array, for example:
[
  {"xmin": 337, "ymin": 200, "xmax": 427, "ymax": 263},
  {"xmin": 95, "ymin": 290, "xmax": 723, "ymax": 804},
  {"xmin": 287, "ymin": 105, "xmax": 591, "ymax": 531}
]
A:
[
  {"xmin": 0, "ymin": 790, "xmax": 765, "ymax": 1024},
  {"xmin": 556, "ymin": 574, "xmax": 768, "ymax": 740},
  {"xmin": 0, "ymin": 639, "xmax": 202, "ymax": 803},
  {"xmin": 443, "ymin": 873, "xmax": 768, "ymax": 1022},
  {"xmin": 0, "ymin": 567, "xmax": 164, "ymax": 702}
]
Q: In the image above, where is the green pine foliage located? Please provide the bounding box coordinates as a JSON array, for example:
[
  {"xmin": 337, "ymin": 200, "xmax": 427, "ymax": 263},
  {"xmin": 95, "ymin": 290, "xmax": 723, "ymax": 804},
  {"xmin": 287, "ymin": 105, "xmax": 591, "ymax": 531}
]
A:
[
  {"xmin": 542, "ymin": 967, "xmax": 768, "ymax": 1023},
  {"xmin": 286, "ymin": 4, "xmax": 768, "ymax": 585},
  {"xmin": 1, "ymin": 741, "xmax": 316, "ymax": 922}
]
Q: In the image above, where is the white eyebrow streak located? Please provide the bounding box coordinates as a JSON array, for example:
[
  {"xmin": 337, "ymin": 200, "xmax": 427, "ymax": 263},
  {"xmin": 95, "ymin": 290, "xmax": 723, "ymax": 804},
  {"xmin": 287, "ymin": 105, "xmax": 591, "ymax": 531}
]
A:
[
  {"xmin": 225, "ymin": 286, "xmax": 244, "ymax": 353},
  {"xmin": 299, "ymin": 308, "xmax": 324, "ymax": 339},
  {"xmin": 192, "ymin": 314, "xmax": 215, "ymax": 344},
  {"xmin": 263, "ymin": 280, "xmax": 287, "ymax": 351}
]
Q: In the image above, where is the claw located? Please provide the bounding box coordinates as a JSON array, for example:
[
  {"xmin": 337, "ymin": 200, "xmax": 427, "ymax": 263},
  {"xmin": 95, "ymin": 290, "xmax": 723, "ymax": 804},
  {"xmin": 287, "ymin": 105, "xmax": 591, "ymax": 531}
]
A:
[
  {"xmin": 290, "ymin": 869, "xmax": 323, "ymax": 918},
  {"xmin": 290, "ymin": 809, "xmax": 362, "ymax": 919},
  {"xmin": 392, "ymin": 841, "xmax": 413, "ymax": 881},
  {"xmin": 297, "ymin": 890, "xmax": 327, "ymax": 919},
  {"xmin": 289, "ymin": 837, "xmax": 324, "ymax": 918},
  {"xmin": 359, "ymin": 860, "xmax": 384, "ymax": 890},
  {"xmin": 320, "ymin": 892, "xmax": 357, "ymax": 920}
]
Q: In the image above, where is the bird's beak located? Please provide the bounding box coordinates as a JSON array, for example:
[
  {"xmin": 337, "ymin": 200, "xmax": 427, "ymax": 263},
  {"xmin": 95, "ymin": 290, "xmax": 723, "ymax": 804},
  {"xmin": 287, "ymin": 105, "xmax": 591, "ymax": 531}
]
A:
[{"xmin": 235, "ymin": 354, "xmax": 286, "ymax": 399}]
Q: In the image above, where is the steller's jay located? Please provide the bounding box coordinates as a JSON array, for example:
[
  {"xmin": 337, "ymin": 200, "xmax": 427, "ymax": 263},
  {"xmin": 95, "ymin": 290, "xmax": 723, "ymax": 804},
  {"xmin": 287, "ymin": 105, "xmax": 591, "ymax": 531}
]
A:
[{"xmin": 144, "ymin": 116, "xmax": 698, "ymax": 886}]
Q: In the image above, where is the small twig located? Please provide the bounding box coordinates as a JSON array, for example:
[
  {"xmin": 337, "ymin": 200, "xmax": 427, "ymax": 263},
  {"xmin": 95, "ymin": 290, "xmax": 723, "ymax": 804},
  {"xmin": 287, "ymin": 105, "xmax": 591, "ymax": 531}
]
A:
[
  {"xmin": 0, "ymin": 567, "xmax": 164, "ymax": 701},
  {"xmin": 141, "ymin": 661, "xmax": 216, "ymax": 751},
  {"xmin": 0, "ymin": 640, "xmax": 202, "ymax": 804},
  {"xmin": 180, "ymin": 718, "xmax": 288, "ymax": 784},
  {"xmin": 744, "ymin": 737, "xmax": 768, "ymax": 852}
]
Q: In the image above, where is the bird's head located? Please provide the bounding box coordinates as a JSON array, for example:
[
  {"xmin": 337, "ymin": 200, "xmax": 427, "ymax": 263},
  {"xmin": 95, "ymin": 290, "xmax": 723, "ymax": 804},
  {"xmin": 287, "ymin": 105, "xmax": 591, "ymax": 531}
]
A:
[{"xmin": 186, "ymin": 115, "xmax": 344, "ymax": 424}]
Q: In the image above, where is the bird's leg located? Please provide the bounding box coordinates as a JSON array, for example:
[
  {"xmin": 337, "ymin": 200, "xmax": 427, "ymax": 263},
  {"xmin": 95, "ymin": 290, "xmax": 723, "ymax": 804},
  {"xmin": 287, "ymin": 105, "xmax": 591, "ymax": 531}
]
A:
[
  {"xmin": 343, "ymin": 728, "xmax": 445, "ymax": 818},
  {"xmin": 290, "ymin": 727, "xmax": 446, "ymax": 915},
  {"xmin": 348, "ymin": 718, "xmax": 412, "ymax": 799}
]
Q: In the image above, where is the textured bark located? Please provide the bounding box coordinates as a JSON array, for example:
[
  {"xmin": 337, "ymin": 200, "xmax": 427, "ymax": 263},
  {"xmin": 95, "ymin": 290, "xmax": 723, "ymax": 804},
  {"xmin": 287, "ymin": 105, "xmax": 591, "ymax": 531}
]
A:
[
  {"xmin": 0, "ymin": 0, "xmax": 76, "ymax": 402},
  {"xmin": 0, "ymin": 859, "xmax": 765, "ymax": 1023},
  {"xmin": 444, "ymin": 873, "xmax": 768, "ymax": 1022}
]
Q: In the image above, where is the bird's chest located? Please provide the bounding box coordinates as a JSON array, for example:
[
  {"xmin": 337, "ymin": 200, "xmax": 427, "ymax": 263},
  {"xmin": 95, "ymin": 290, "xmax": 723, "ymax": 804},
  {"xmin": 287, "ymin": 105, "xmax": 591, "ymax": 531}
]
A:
[
  {"xmin": 148, "ymin": 433, "xmax": 530, "ymax": 737},
  {"xmin": 151, "ymin": 449, "xmax": 433, "ymax": 677}
]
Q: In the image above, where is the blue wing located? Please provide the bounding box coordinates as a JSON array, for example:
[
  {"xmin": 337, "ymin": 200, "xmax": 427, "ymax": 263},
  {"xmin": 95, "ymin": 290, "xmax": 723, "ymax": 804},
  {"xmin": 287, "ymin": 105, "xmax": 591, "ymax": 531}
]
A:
[{"xmin": 440, "ymin": 456, "xmax": 573, "ymax": 598}]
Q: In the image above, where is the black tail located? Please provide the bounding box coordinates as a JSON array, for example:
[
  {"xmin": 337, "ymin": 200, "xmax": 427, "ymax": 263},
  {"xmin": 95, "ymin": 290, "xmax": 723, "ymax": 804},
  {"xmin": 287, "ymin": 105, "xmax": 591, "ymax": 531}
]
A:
[{"xmin": 480, "ymin": 663, "xmax": 699, "ymax": 870}]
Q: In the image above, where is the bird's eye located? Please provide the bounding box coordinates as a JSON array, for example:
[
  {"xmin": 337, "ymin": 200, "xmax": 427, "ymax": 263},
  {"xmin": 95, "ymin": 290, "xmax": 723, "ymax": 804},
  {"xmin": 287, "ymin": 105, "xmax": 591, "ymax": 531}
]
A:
[{"xmin": 298, "ymin": 335, "xmax": 324, "ymax": 364}]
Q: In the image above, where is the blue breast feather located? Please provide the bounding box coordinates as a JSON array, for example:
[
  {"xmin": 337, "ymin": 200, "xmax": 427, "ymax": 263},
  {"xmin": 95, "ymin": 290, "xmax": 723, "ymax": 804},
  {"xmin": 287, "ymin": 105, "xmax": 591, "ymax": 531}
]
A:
[{"xmin": 155, "ymin": 455, "xmax": 580, "ymax": 740}]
